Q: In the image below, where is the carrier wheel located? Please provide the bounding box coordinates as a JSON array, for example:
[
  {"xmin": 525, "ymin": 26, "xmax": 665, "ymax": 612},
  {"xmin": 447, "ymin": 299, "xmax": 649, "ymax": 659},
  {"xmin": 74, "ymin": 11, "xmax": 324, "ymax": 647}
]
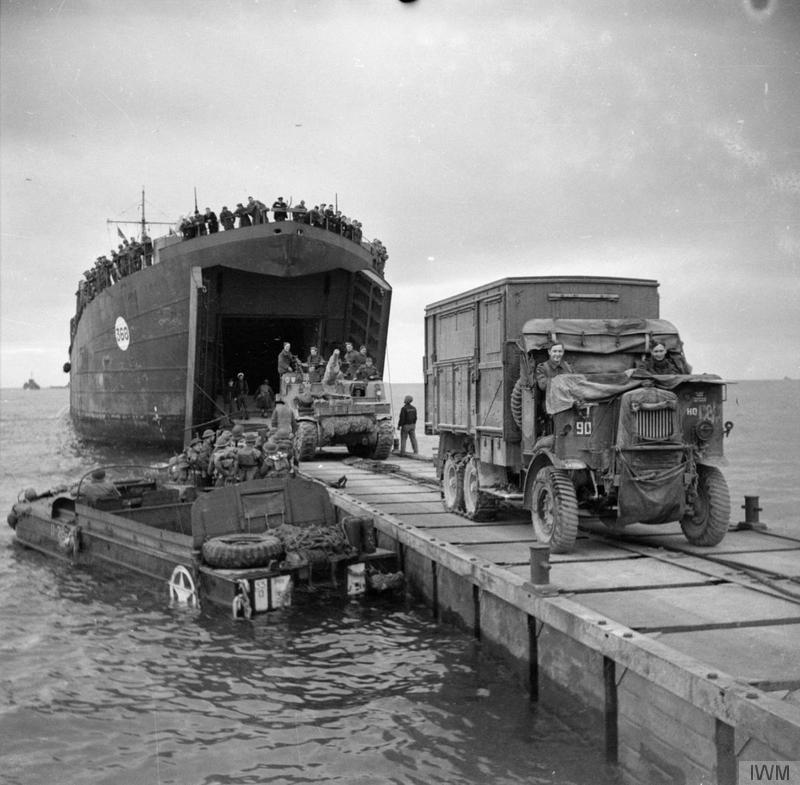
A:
[
  {"xmin": 369, "ymin": 420, "xmax": 394, "ymax": 461},
  {"xmin": 202, "ymin": 533, "xmax": 284, "ymax": 569},
  {"xmin": 530, "ymin": 467, "xmax": 579, "ymax": 554},
  {"xmin": 442, "ymin": 456, "xmax": 464, "ymax": 513},
  {"xmin": 295, "ymin": 421, "xmax": 319, "ymax": 461},
  {"xmin": 462, "ymin": 457, "xmax": 497, "ymax": 521},
  {"xmin": 680, "ymin": 465, "xmax": 730, "ymax": 546}
]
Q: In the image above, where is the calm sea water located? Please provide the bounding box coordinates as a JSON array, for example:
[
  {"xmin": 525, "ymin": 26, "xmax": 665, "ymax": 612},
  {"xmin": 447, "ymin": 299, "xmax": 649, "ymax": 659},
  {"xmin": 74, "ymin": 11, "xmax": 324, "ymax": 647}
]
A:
[{"xmin": 1, "ymin": 381, "xmax": 797, "ymax": 784}]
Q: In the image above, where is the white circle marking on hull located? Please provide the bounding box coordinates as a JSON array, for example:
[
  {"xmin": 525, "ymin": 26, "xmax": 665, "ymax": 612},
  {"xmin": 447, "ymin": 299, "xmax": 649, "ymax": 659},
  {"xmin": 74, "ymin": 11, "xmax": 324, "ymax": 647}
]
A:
[{"xmin": 115, "ymin": 316, "xmax": 130, "ymax": 351}]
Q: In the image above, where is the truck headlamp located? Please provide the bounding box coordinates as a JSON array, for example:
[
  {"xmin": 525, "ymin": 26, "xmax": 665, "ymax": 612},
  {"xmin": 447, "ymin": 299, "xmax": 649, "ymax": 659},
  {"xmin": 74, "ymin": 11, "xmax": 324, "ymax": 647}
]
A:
[{"xmin": 695, "ymin": 420, "xmax": 715, "ymax": 441}]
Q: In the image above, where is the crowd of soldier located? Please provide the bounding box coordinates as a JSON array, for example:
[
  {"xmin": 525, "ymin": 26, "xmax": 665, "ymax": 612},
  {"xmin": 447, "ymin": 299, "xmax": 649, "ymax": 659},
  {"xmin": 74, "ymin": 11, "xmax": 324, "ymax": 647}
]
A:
[
  {"xmin": 72, "ymin": 235, "xmax": 154, "ymax": 339},
  {"xmin": 169, "ymin": 339, "xmax": 386, "ymax": 486},
  {"xmin": 72, "ymin": 194, "xmax": 388, "ymax": 341},
  {"xmin": 178, "ymin": 196, "xmax": 389, "ymax": 275},
  {"xmin": 168, "ymin": 419, "xmax": 298, "ymax": 487}
]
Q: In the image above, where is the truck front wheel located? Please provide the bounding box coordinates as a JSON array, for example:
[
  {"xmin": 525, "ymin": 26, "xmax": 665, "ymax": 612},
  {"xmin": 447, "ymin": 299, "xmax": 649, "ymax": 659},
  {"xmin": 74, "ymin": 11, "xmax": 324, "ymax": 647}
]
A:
[
  {"xmin": 680, "ymin": 465, "xmax": 730, "ymax": 546},
  {"xmin": 530, "ymin": 467, "xmax": 579, "ymax": 554}
]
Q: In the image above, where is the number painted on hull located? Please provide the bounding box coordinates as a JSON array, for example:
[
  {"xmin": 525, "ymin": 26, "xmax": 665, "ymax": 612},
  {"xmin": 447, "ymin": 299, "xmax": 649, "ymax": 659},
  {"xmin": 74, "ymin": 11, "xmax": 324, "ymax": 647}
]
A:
[{"xmin": 115, "ymin": 316, "xmax": 130, "ymax": 351}]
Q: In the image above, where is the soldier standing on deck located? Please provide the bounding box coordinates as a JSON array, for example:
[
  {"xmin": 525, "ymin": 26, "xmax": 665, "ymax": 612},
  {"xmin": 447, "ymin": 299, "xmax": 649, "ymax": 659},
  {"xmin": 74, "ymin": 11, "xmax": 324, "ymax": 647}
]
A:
[
  {"xmin": 204, "ymin": 207, "xmax": 219, "ymax": 234},
  {"xmin": 247, "ymin": 196, "xmax": 267, "ymax": 224},
  {"xmin": 219, "ymin": 206, "xmax": 235, "ymax": 231},
  {"xmin": 141, "ymin": 233, "xmax": 153, "ymax": 266},
  {"xmin": 129, "ymin": 237, "xmax": 143, "ymax": 272},
  {"xmin": 191, "ymin": 211, "xmax": 206, "ymax": 237},
  {"xmin": 397, "ymin": 396, "xmax": 418, "ymax": 456},
  {"xmin": 255, "ymin": 379, "xmax": 275, "ymax": 417},
  {"xmin": 234, "ymin": 203, "xmax": 251, "ymax": 228},
  {"xmin": 272, "ymin": 197, "xmax": 288, "ymax": 222},
  {"xmin": 234, "ymin": 372, "xmax": 250, "ymax": 420}
]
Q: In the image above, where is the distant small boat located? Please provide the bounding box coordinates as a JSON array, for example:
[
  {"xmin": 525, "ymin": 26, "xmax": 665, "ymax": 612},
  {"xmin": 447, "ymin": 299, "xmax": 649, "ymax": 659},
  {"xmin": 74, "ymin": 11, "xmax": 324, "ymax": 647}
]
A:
[{"xmin": 22, "ymin": 376, "xmax": 40, "ymax": 390}]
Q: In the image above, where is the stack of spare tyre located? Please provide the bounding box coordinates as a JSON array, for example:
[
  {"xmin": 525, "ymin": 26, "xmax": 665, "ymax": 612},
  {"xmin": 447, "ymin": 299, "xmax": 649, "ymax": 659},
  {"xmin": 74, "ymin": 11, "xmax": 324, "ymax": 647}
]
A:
[{"xmin": 202, "ymin": 533, "xmax": 285, "ymax": 570}]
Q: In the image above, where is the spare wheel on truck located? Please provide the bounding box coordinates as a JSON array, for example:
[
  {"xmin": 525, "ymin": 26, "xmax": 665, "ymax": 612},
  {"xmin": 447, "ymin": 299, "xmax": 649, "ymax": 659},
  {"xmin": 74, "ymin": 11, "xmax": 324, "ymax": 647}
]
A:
[{"xmin": 202, "ymin": 533, "xmax": 284, "ymax": 569}]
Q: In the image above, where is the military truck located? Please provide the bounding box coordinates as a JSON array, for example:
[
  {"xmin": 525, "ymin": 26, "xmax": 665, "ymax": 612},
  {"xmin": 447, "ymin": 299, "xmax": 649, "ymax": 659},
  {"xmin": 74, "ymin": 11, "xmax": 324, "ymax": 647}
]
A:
[
  {"xmin": 281, "ymin": 373, "xmax": 394, "ymax": 461},
  {"xmin": 424, "ymin": 277, "xmax": 733, "ymax": 552}
]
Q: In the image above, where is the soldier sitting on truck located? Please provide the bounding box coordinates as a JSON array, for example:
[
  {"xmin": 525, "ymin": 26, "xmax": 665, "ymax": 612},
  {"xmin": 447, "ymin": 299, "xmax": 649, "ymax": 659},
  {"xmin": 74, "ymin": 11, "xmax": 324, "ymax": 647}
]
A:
[
  {"xmin": 534, "ymin": 342, "xmax": 574, "ymax": 391},
  {"xmin": 534, "ymin": 342, "xmax": 574, "ymax": 436},
  {"xmin": 639, "ymin": 341, "xmax": 691, "ymax": 375}
]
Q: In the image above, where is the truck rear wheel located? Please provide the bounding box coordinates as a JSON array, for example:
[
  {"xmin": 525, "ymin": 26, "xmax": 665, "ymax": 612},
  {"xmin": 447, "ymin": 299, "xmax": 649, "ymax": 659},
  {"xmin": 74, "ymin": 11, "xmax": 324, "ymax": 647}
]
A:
[
  {"xmin": 295, "ymin": 421, "xmax": 319, "ymax": 461},
  {"xmin": 680, "ymin": 465, "xmax": 730, "ymax": 546},
  {"xmin": 530, "ymin": 467, "xmax": 579, "ymax": 554},
  {"xmin": 463, "ymin": 457, "xmax": 497, "ymax": 520},
  {"xmin": 442, "ymin": 456, "xmax": 464, "ymax": 512}
]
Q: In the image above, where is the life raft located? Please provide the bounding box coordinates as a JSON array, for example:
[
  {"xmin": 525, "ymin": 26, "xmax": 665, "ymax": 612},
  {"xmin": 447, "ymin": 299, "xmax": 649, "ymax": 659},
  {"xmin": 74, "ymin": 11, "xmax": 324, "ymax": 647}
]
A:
[{"xmin": 202, "ymin": 533, "xmax": 284, "ymax": 569}]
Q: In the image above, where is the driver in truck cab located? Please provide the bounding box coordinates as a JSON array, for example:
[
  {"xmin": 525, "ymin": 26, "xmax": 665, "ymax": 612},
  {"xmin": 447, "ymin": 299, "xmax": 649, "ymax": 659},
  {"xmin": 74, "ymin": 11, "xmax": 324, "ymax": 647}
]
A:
[
  {"xmin": 640, "ymin": 341, "xmax": 691, "ymax": 375},
  {"xmin": 534, "ymin": 342, "xmax": 574, "ymax": 391}
]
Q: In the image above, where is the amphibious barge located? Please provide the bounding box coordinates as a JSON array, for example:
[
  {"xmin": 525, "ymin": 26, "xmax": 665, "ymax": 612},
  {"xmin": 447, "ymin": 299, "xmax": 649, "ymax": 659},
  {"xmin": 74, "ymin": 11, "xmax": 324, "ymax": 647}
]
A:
[
  {"xmin": 68, "ymin": 205, "xmax": 391, "ymax": 449},
  {"xmin": 7, "ymin": 468, "xmax": 397, "ymax": 616}
]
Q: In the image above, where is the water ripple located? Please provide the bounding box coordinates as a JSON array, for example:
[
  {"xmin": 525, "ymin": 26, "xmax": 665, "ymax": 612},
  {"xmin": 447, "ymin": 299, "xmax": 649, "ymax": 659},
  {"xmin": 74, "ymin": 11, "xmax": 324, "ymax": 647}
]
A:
[{"xmin": 1, "ymin": 390, "xmax": 622, "ymax": 785}]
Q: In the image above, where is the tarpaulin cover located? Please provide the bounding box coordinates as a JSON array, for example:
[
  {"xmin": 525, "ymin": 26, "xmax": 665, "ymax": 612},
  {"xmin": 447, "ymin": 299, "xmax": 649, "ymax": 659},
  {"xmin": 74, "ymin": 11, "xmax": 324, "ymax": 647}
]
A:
[
  {"xmin": 545, "ymin": 372, "xmax": 725, "ymax": 415},
  {"xmin": 617, "ymin": 454, "xmax": 686, "ymax": 525},
  {"xmin": 522, "ymin": 318, "xmax": 682, "ymax": 354}
]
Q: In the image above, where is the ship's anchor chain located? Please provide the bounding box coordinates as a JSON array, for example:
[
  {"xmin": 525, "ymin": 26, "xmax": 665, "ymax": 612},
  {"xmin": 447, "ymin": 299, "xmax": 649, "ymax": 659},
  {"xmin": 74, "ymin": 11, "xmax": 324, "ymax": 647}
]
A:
[{"xmin": 232, "ymin": 579, "xmax": 252, "ymax": 619}]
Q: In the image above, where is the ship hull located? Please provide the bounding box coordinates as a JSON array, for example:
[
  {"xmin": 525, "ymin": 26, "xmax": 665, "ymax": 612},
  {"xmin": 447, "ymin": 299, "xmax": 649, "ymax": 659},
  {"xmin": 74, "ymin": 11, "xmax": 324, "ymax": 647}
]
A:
[{"xmin": 70, "ymin": 222, "xmax": 391, "ymax": 448}]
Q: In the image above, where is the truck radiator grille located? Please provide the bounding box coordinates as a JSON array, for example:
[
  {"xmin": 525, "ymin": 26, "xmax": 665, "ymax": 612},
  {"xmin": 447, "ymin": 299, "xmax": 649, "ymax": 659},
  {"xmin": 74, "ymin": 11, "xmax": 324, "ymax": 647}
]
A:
[{"xmin": 636, "ymin": 409, "xmax": 674, "ymax": 441}]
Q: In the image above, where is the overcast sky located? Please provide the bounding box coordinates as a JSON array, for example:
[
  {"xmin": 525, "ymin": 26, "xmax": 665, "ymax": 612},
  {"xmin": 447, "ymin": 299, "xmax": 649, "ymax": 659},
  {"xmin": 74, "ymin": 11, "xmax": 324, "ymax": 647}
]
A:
[{"xmin": 1, "ymin": 0, "xmax": 798, "ymax": 387}]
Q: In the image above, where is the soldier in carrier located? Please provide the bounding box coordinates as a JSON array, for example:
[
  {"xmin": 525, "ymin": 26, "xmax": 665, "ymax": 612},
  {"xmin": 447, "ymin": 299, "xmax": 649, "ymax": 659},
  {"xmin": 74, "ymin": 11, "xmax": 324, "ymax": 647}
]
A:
[{"xmin": 271, "ymin": 395, "xmax": 298, "ymax": 467}]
